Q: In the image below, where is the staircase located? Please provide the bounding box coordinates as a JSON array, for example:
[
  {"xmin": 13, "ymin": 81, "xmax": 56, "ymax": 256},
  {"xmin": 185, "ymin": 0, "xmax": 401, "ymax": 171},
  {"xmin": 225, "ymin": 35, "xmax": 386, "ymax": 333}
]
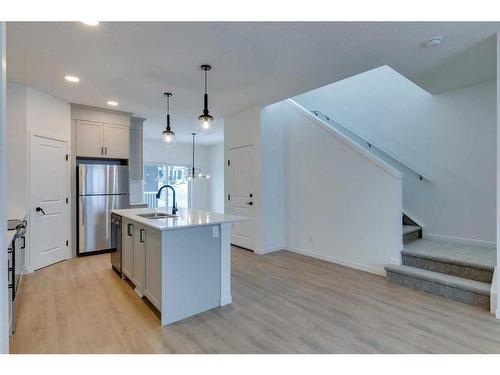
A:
[{"xmin": 386, "ymin": 216, "xmax": 495, "ymax": 310}]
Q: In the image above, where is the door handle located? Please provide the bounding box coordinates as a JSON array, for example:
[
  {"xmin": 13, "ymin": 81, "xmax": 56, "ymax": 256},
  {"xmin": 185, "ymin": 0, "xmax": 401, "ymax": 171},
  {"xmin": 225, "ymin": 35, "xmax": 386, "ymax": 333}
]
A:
[
  {"xmin": 140, "ymin": 229, "xmax": 145, "ymax": 243},
  {"xmin": 127, "ymin": 223, "xmax": 133, "ymax": 236},
  {"xmin": 35, "ymin": 207, "xmax": 46, "ymax": 215},
  {"xmin": 246, "ymin": 201, "xmax": 253, "ymax": 206},
  {"xmin": 21, "ymin": 236, "xmax": 26, "ymax": 249}
]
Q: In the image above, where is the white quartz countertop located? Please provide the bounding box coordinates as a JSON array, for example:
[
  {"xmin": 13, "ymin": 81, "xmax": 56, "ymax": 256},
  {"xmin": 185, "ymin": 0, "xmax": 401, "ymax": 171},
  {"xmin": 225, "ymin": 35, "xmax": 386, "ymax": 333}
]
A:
[
  {"xmin": 110, "ymin": 207, "xmax": 249, "ymax": 231},
  {"xmin": 6, "ymin": 230, "xmax": 16, "ymax": 246},
  {"xmin": 6, "ymin": 211, "xmax": 27, "ymax": 246}
]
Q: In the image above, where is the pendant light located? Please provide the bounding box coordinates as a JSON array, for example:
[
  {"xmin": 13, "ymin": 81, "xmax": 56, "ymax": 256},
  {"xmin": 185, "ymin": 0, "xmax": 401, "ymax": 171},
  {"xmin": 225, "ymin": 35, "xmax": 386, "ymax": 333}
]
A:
[
  {"xmin": 161, "ymin": 92, "xmax": 176, "ymax": 146},
  {"xmin": 197, "ymin": 64, "xmax": 215, "ymax": 134},
  {"xmin": 187, "ymin": 133, "xmax": 210, "ymax": 180}
]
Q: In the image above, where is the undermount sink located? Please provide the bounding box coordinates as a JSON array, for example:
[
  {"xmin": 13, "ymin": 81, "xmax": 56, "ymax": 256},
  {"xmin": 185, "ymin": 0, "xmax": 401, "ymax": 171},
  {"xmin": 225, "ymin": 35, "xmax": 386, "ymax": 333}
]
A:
[{"xmin": 138, "ymin": 213, "xmax": 178, "ymax": 219}]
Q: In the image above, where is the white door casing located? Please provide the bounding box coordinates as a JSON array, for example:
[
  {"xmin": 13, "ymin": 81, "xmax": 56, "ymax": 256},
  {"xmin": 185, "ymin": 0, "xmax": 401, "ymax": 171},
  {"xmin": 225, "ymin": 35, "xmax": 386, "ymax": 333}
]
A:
[
  {"xmin": 29, "ymin": 133, "xmax": 71, "ymax": 271},
  {"xmin": 228, "ymin": 145, "xmax": 255, "ymax": 250}
]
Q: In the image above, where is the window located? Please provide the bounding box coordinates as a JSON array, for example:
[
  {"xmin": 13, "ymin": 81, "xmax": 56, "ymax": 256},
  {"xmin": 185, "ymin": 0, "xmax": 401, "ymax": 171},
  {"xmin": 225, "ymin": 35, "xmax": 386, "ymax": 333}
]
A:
[{"xmin": 143, "ymin": 163, "xmax": 189, "ymax": 209}]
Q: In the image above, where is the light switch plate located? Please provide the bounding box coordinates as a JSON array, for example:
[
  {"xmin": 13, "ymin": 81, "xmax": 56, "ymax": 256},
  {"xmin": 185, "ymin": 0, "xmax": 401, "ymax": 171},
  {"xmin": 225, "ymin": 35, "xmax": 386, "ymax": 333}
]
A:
[{"xmin": 212, "ymin": 226, "xmax": 219, "ymax": 238}]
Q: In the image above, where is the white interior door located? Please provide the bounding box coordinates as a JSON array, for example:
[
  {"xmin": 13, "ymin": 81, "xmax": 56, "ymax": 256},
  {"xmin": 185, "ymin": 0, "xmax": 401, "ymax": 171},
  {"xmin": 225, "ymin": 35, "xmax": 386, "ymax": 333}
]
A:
[
  {"xmin": 228, "ymin": 145, "xmax": 255, "ymax": 250},
  {"xmin": 29, "ymin": 134, "xmax": 70, "ymax": 271}
]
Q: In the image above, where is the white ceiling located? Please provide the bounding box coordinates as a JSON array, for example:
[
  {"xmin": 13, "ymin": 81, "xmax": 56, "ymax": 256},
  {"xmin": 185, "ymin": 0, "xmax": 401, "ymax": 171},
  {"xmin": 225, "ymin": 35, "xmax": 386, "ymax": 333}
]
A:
[{"xmin": 6, "ymin": 22, "xmax": 500, "ymax": 144}]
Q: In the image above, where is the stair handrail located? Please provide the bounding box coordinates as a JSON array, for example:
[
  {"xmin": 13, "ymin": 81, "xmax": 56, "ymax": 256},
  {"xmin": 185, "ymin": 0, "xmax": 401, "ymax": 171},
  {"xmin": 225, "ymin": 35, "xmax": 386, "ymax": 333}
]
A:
[{"xmin": 311, "ymin": 110, "xmax": 431, "ymax": 182}]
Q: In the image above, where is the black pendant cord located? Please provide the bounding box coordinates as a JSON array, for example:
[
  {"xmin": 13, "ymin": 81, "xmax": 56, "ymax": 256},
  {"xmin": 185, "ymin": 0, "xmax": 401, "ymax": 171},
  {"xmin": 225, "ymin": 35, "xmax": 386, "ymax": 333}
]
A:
[
  {"xmin": 204, "ymin": 69, "xmax": 208, "ymax": 115},
  {"xmin": 192, "ymin": 133, "xmax": 196, "ymax": 177},
  {"xmin": 200, "ymin": 65, "xmax": 211, "ymax": 117},
  {"xmin": 166, "ymin": 95, "xmax": 170, "ymax": 131},
  {"xmin": 164, "ymin": 92, "xmax": 172, "ymax": 132}
]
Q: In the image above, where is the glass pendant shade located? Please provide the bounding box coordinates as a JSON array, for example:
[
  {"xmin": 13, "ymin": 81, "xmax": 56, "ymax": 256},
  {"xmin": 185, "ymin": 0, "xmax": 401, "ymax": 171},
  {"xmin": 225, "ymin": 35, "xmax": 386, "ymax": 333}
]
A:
[
  {"xmin": 197, "ymin": 113, "xmax": 215, "ymax": 134},
  {"xmin": 161, "ymin": 128, "xmax": 176, "ymax": 146}
]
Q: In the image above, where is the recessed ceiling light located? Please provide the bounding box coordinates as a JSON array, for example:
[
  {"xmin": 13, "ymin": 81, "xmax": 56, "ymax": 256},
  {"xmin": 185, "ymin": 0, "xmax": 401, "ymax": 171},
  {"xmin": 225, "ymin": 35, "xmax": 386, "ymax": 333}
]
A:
[
  {"xmin": 65, "ymin": 75, "xmax": 80, "ymax": 83},
  {"xmin": 424, "ymin": 36, "xmax": 444, "ymax": 47},
  {"xmin": 82, "ymin": 21, "xmax": 99, "ymax": 26},
  {"xmin": 107, "ymin": 101, "xmax": 119, "ymax": 106}
]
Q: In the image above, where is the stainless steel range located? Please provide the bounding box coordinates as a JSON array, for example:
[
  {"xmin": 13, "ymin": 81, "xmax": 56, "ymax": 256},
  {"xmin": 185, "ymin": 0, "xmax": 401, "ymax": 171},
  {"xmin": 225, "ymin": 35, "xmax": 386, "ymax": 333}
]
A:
[{"xmin": 7, "ymin": 219, "xmax": 27, "ymax": 335}]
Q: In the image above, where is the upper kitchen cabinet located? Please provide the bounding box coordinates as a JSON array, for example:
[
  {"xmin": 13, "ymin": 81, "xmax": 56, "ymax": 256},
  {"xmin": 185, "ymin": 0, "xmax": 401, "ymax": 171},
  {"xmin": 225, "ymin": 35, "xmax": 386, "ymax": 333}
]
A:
[
  {"xmin": 129, "ymin": 117, "xmax": 144, "ymax": 180},
  {"xmin": 75, "ymin": 120, "xmax": 103, "ymax": 157},
  {"xmin": 72, "ymin": 104, "xmax": 132, "ymax": 160},
  {"xmin": 103, "ymin": 124, "xmax": 130, "ymax": 159}
]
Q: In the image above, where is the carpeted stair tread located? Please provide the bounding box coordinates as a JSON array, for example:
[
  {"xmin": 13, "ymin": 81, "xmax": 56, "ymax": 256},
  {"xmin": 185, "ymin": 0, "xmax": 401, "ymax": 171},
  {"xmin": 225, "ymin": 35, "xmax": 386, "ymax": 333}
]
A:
[
  {"xmin": 385, "ymin": 265, "xmax": 490, "ymax": 296},
  {"xmin": 402, "ymin": 239, "xmax": 495, "ymax": 271}
]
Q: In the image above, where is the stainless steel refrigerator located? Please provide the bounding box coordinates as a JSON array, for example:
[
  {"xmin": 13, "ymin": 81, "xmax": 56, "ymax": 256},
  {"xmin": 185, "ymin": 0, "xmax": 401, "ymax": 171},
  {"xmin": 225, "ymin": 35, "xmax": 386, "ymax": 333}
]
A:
[{"xmin": 77, "ymin": 164, "xmax": 130, "ymax": 255}]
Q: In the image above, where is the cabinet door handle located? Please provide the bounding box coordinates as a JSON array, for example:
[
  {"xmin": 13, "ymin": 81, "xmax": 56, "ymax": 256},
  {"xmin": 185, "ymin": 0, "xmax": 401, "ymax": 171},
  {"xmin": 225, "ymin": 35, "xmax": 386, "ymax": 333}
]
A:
[
  {"xmin": 21, "ymin": 236, "xmax": 26, "ymax": 249},
  {"xmin": 105, "ymin": 146, "xmax": 108, "ymax": 155},
  {"xmin": 140, "ymin": 229, "xmax": 145, "ymax": 243},
  {"xmin": 127, "ymin": 223, "xmax": 133, "ymax": 236},
  {"xmin": 101, "ymin": 146, "xmax": 104, "ymax": 155}
]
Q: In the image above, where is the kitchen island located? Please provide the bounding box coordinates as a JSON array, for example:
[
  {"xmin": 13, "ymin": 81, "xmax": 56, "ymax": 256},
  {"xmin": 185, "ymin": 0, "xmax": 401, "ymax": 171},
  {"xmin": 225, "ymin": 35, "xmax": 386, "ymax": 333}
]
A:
[{"xmin": 110, "ymin": 207, "xmax": 247, "ymax": 326}]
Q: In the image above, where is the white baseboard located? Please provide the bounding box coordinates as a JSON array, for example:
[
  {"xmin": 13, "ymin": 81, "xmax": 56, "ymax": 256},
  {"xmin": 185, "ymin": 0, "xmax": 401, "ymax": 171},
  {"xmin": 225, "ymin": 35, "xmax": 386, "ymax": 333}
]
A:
[
  {"xmin": 286, "ymin": 246, "xmax": 386, "ymax": 276},
  {"xmin": 492, "ymin": 293, "xmax": 497, "ymax": 315},
  {"xmin": 491, "ymin": 268, "xmax": 497, "ymax": 315},
  {"xmin": 424, "ymin": 233, "xmax": 496, "ymax": 248},
  {"xmin": 255, "ymin": 246, "xmax": 284, "ymax": 255},
  {"xmin": 220, "ymin": 295, "xmax": 232, "ymax": 306}
]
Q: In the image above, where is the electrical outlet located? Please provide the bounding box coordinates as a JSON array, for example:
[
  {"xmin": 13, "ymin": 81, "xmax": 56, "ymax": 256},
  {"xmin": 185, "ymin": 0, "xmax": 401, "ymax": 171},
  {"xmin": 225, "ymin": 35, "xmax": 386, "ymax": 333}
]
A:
[{"xmin": 212, "ymin": 226, "xmax": 219, "ymax": 238}]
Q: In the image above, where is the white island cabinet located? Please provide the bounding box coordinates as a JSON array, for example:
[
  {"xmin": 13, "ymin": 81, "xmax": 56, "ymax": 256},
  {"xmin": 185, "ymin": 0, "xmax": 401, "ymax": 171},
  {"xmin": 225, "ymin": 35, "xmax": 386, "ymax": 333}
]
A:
[{"xmin": 110, "ymin": 207, "xmax": 247, "ymax": 326}]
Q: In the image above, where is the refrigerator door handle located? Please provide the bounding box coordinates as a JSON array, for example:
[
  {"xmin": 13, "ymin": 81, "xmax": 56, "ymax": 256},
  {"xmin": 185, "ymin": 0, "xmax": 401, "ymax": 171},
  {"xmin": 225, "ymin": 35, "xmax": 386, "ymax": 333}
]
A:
[
  {"xmin": 80, "ymin": 198, "xmax": 85, "ymax": 227},
  {"xmin": 105, "ymin": 197, "xmax": 110, "ymax": 240}
]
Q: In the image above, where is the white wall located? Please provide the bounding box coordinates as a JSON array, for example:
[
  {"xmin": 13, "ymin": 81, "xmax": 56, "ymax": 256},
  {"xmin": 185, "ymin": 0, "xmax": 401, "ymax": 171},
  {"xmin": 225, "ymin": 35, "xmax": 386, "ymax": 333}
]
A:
[
  {"xmin": 208, "ymin": 142, "xmax": 225, "ymax": 213},
  {"xmin": 0, "ymin": 21, "xmax": 8, "ymax": 354},
  {"xmin": 10, "ymin": 85, "xmax": 72, "ymax": 265},
  {"xmin": 295, "ymin": 66, "xmax": 496, "ymax": 246},
  {"xmin": 6, "ymin": 83, "xmax": 27, "ymax": 217},
  {"xmin": 496, "ymin": 32, "xmax": 500, "ymax": 319},
  {"xmin": 143, "ymin": 139, "xmax": 211, "ymax": 210},
  {"xmin": 27, "ymin": 87, "xmax": 71, "ymax": 141},
  {"xmin": 270, "ymin": 101, "xmax": 403, "ymax": 274},
  {"xmin": 224, "ymin": 106, "xmax": 286, "ymax": 253},
  {"xmin": 6, "ymin": 83, "xmax": 71, "ymax": 216},
  {"xmin": 5, "ymin": 84, "xmax": 70, "ymax": 218},
  {"xmin": 224, "ymin": 100, "xmax": 402, "ymax": 271},
  {"xmin": 260, "ymin": 106, "xmax": 285, "ymax": 252}
]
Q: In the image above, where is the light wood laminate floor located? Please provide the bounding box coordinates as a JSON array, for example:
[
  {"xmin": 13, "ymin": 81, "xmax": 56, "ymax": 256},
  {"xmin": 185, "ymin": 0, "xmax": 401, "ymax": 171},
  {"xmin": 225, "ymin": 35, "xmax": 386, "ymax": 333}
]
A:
[{"xmin": 10, "ymin": 247, "xmax": 500, "ymax": 353}]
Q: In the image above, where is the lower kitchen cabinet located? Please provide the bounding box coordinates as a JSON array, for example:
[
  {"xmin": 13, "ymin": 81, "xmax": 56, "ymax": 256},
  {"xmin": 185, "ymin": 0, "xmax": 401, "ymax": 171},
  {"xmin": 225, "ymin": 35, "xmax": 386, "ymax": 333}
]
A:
[
  {"xmin": 120, "ymin": 218, "xmax": 161, "ymax": 308},
  {"xmin": 133, "ymin": 225, "xmax": 146, "ymax": 294},
  {"xmin": 145, "ymin": 229, "xmax": 162, "ymax": 310},
  {"xmin": 122, "ymin": 219, "xmax": 134, "ymax": 279}
]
